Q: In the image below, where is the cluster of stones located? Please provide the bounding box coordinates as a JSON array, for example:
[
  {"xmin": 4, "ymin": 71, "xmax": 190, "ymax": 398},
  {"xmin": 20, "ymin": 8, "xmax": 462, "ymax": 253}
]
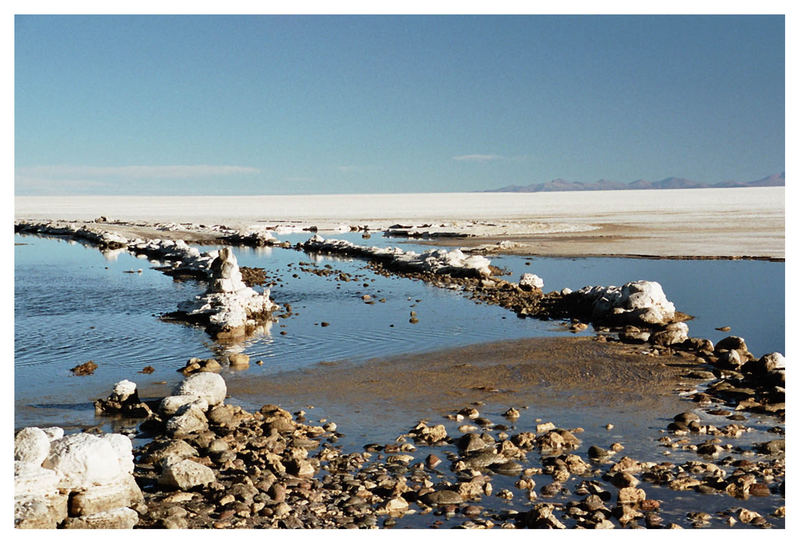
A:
[
  {"xmin": 21, "ymin": 364, "xmax": 786, "ymax": 529},
  {"xmin": 14, "ymin": 427, "xmax": 144, "ymax": 528},
  {"xmin": 15, "ymin": 220, "xmax": 128, "ymax": 249},
  {"xmin": 168, "ymin": 247, "xmax": 277, "ymax": 339},
  {"xmin": 384, "ymin": 223, "xmax": 471, "ymax": 239},
  {"xmin": 300, "ymin": 235, "xmax": 494, "ymax": 278}
]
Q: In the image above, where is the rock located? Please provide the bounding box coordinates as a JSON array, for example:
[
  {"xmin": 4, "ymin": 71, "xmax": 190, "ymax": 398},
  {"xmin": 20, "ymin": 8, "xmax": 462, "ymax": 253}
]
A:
[
  {"xmin": 519, "ymin": 273, "xmax": 544, "ymax": 291},
  {"xmin": 14, "ymin": 461, "xmax": 60, "ymax": 496},
  {"xmin": 173, "ymin": 372, "xmax": 227, "ymax": 406},
  {"xmin": 178, "ymin": 358, "xmax": 222, "ymax": 375},
  {"xmin": 159, "ymin": 395, "xmax": 210, "ymax": 417},
  {"xmin": 576, "ymin": 280, "xmax": 676, "ymax": 326},
  {"xmin": 172, "ymin": 246, "xmax": 278, "ymax": 339},
  {"xmin": 757, "ymin": 439, "xmax": 785, "ymax": 455},
  {"xmin": 68, "ymin": 474, "xmax": 143, "ymax": 517},
  {"xmin": 71, "ymin": 360, "xmax": 98, "ymax": 376},
  {"xmin": 61, "ymin": 507, "xmax": 139, "ymax": 529},
  {"xmin": 715, "ymin": 336, "xmax": 748, "ymax": 354},
  {"xmin": 228, "ymin": 353, "xmax": 250, "ymax": 368},
  {"xmin": 743, "ymin": 352, "xmax": 785, "ymax": 379},
  {"xmin": 617, "ymin": 487, "xmax": 646, "ymax": 505},
  {"xmin": 143, "ymin": 439, "xmax": 199, "ymax": 465},
  {"xmin": 15, "ymin": 427, "xmax": 51, "ymax": 466},
  {"xmin": 457, "ymin": 433, "xmax": 488, "ymax": 453},
  {"xmin": 422, "ymin": 489, "xmax": 463, "ymax": 506},
  {"xmin": 166, "ymin": 405, "xmax": 209, "ymax": 436},
  {"xmin": 588, "ymin": 445, "xmax": 611, "ymax": 460},
  {"xmin": 43, "ymin": 433, "xmax": 129, "ymax": 490},
  {"xmin": 14, "ymin": 493, "xmax": 69, "ymax": 529},
  {"xmin": 618, "ymin": 326, "xmax": 651, "ymax": 343},
  {"xmin": 158, "ymin": 459, "xmax": 216, "ymax": 490},
  {"xmin": 651, "ymin": 322, "xmax": 689, "ymax": 346}
]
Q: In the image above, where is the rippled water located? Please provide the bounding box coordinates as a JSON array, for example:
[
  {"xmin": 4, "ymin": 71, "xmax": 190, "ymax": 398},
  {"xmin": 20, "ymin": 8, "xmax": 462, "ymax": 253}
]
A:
[
  {"xmin": 14, "ymin": 233, "xmax": 784, "ymax": 432},
  {"xmin": 14, "ymin": 232, "xmax": 785, "ymax": 528}
]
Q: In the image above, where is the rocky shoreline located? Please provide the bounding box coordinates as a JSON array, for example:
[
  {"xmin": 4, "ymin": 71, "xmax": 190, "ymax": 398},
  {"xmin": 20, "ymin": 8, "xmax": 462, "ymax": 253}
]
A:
[
  {"xmin": 15, "ymin": 343, "xmax": 785, "ymax": 529},
  {"xmin": 13, "ymin": 219, "xmax": 785, "ymax": 529}
]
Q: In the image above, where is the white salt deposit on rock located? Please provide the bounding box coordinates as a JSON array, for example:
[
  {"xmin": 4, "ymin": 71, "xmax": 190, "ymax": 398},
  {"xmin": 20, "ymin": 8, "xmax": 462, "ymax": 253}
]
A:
[
  {"xmin": 166, "ymin": 405, "xmax": 209, "ymax": 436},
  {"xmin": 15, "ymin": 427, "xmax": 52, "ymax": 466},
  {"xmin": 174, "ymin": 372, "xmax": 227, "ymax": 406},
  {"xmin": 112, "ymin": 379, "xmax": 137, "ymax": 400},
  {"xmin": 519, "ymin": 273, "xmax": 544, "ymax": 291},
  {"xmin": 103, "ymin": 434, "xmax": 135, "ymax": 476},
  {"xmin": 159, "ymin": 395, "xmax": 210, "ymax": 417},
  {"xmin": 301, "ymin": 235, "xmax": 494, "ymax": 277},
  {"xmin": 14, "ymin": 461, "xmax": 61, "ymax": 497},
  {"xmin": 174, "ymin": 247, "xmax": 277, "ymax": 337},
  {"xmin": 576, "ymin": 280, "xmax": 676, "ymax": 326},
  {"xmin": 43, "ymin": 433, "xmax": 127, "ymax": 490}
]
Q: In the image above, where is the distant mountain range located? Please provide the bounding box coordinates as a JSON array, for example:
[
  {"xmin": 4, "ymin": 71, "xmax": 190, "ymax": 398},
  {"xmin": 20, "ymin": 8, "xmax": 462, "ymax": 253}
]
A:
[{"xmin": 485, "ymin": 172, "xmax": 785, "ymax": 193}]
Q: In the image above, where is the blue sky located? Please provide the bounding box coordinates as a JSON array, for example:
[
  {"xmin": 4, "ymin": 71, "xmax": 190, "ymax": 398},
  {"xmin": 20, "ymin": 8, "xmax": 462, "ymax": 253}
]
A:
[{"xmin": 14, "ymin": 14, "xmax": 785, "ymax": 195}]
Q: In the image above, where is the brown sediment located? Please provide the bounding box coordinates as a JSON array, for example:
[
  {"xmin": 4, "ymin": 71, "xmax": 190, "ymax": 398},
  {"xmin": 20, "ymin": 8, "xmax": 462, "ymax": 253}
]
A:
[
  {"xmin": 224, "ymin": 336, "xmax": 698, "ymax": 416},
  {"xmin": 416, "ymin": 222, "xmax": 785, "ymax": 261}
]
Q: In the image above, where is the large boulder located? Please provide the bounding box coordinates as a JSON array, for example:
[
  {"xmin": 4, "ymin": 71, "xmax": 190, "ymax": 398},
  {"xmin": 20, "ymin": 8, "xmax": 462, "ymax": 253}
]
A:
[{"xmin": 173, "ymin": 372, "xmax": 227, "ymax": 406}]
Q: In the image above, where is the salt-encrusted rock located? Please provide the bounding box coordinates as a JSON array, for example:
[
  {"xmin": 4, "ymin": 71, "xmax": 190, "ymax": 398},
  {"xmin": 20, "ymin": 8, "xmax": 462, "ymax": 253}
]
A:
[
  {"xmin": 61, "ymin": 507, "xmax": 139, "ymax": 529},
  {"xmin": 172, "ymin": 247, "xmax": 277, "ymax": 338},
  {"xmin": 95, "ymin": 380, "xmax": 152, "ymax": 417},
  {"xmin": 743, "ymin": 352, "xmax": 785, "ymax": 384},
  {"xmin": 574, "ymin": 280, "xmax": 676, "ymax": 326},
  {"xmin": 519, "ymin": 273, "xmax": 544, "ymax": 291},
  {"xmin": 112, "ymin": 379, "xmax": 137, "ymax": 400},
  {"xmin": 68, "ymin": 473, "xmax": 143, "ymax": 517},
  {"xmin": 42, "ymin": 433, "xmax": 129, "ymax": 490},
  {"xmin": 651, "ymin": 322, "xmax": 689, "ymax": 346},
  {"xmin": 158, "ymin": 459, "xmax": 216, "ymax": 490},
  {"xmin": 166, "ymin": 405, "xmax": 209, "ymax": 436},
  {"xmin": 14, "ymin": 492, "xmax": 69, "ymax": 529},
  {"xmin": 103, "ymin": 434, "xmax": 135, "ymax": 476},
  {"xmin": 15, "ymin": 427, "xmax": 51, "ymax": 466},
  {"xmin": 173, "ymin": 372, "xmax": 227, "ymax": 406},
  {"xmin": 14, "ymin": 461, "xmax": 61, "ymax": 496},
  {"xmin": 159, "ymin": 395, "xmax": 210, "ymax": 417},
  {"xmin": 300, "ymin": 235, "xmax": 494, "ymax": 278},
  {"xmin": 41, "ymin": 427, "xmax": 64, "ymax": 442}
]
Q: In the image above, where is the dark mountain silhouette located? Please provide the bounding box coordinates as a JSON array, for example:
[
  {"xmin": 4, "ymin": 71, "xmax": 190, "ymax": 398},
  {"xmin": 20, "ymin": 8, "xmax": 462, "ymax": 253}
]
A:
[{"xmin": 486, "ymin": 172, "xmax": 784, "ymax": 193}]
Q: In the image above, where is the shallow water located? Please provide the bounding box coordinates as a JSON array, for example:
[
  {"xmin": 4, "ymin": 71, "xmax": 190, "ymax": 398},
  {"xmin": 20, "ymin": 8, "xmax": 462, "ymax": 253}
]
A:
[
  {"xmin": 13, "ymin": 232, "xmax": 785, "ymax": 528},
  {"xmin": 14, "ymin": 233, "xmax": 784, "ymax": 431}
]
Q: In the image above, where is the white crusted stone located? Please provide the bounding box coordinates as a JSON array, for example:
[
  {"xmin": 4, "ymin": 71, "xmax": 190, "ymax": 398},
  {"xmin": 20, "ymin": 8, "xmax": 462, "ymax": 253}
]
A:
[
  {"xmin": 42, "ymin": 433, "xmax": 126, "ymax": 490},
  {"xmin": 15, "ymin": 427, "xmax": 51, "ymax": 465},
  {"xmin": 112, "ymin": 379, "xmax": 137, "ymax": 399},
  {"xmin": 159, "ymin": 395, "xmax": 209, "ymax": 417},
  {"xmin": 14, "ymin": 461, "xmax": 60, "ymax": 497},
  {"xmin": 174, "ymin": 372, "xmax": 227, "ymax": 406}
]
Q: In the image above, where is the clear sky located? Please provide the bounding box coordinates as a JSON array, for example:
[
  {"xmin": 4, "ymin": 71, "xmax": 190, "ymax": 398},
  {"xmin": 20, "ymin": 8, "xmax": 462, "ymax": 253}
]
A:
[{"xmin": 14, "ymin": 14, "xmax": 785, "ymax": 195}]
